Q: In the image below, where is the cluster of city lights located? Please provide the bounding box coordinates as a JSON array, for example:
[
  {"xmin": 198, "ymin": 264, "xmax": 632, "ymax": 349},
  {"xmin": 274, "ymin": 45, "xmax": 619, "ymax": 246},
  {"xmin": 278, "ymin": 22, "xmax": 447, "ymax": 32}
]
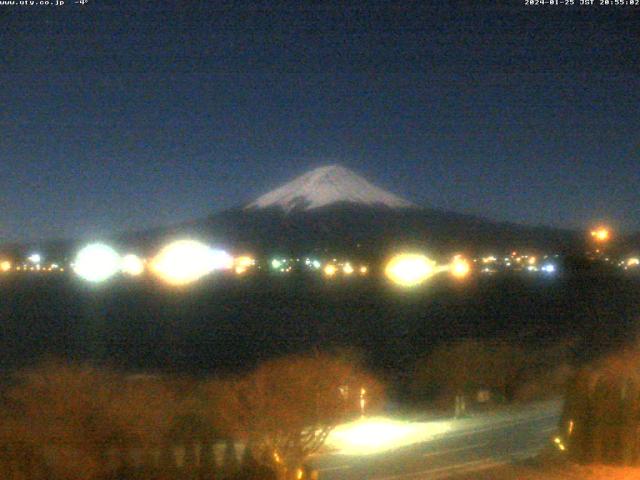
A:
[
  {"xmin": 323, "ymin": 260, "xmax": 368, "ymax": 278},
  {"xmin": 475, "ymin": 252, "xmax": 557, "ymax": 275},
  {"xmin": 70, "ymin": 246, "xmax": 474, "ymax": 288},
  {"xmin": 2, "ymin": 222, "xmax": 639, "ymax": 287},
  {"xmin": 268, "ymin": 256, "xmax": 369, "ymax": 278},
  {"xmin": 0, "ymin": 253, "xmax": 65, "ymax": 274},
  {"xmin": 6, "ymin": 245, "xmax": 640, "ymax": 286},
  {"xmin": 0, "ymin": 247, "xmax": 558, "ymax": 287}
]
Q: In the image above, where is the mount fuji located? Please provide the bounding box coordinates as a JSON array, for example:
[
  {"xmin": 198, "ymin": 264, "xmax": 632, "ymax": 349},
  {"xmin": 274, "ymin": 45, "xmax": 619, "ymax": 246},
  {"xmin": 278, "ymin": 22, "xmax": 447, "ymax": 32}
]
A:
[
  {"xmin": 106, "ymin": 164, "xmax": 581, "ymax": 258},
  {"xmin": 246, "ymin": 165, "xmax": 414, "ymax": 212}
]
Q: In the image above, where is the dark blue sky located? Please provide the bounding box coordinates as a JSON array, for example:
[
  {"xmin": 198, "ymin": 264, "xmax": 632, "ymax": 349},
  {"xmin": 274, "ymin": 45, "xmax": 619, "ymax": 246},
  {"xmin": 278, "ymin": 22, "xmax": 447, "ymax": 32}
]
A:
[{"xmin": 1, "ymin": 1, "xmax": 639, "ymax": 242}]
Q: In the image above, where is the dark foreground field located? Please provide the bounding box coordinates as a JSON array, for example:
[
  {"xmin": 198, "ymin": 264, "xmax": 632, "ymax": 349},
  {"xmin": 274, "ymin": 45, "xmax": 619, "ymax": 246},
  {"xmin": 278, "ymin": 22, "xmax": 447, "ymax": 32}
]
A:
[{"xmin": 1, "ymin": 270, "xmax": 638, "ymax": 392}]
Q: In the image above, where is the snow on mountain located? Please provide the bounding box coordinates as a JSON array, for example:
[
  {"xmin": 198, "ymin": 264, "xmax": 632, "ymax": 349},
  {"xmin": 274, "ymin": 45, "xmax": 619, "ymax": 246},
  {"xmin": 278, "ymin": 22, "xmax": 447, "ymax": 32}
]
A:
[{"xmin": 246, "ymin": 165, "xmax": 415, "ymax": 212}]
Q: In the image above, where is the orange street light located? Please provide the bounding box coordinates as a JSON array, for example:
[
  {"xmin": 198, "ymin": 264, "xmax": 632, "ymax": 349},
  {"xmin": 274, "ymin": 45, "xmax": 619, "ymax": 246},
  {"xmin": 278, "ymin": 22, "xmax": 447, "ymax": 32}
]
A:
[{"xmin": 590, "ymin": 227, "xmax": 610, "ymax": 243}]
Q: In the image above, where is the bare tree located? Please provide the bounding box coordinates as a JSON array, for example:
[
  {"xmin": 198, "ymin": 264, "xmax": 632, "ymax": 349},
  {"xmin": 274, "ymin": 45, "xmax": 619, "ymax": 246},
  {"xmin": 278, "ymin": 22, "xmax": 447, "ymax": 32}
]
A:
[
  {"xmin": 200, "ymin": 353, "xmax": 384, "ymax": 480},
  {"xmin": 1, "ymin": 361, "xmax": 178, "ymax": 480}
]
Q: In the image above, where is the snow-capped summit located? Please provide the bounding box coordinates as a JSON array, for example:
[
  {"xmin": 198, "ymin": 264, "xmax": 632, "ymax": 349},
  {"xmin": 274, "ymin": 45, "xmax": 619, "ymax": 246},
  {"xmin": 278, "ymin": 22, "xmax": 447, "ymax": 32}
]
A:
[{"xmin": 246, "ymin": 164, "xmax": 414, "ymax": 212}]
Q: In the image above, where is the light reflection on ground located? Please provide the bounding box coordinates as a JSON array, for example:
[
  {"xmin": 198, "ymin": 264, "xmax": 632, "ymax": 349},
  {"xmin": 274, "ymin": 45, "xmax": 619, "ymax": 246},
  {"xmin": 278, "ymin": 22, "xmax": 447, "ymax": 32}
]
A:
[{"xmin": 324, "ymin": 416, "xmax": 451, "ymax": 456}]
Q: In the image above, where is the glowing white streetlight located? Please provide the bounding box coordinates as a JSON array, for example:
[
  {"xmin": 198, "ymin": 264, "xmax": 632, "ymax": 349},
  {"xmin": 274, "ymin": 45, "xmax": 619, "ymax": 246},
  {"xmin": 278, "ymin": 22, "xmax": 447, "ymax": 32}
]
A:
[
  {"xmin": 73, "ymin": 243, "xmax": 121, "ymax": 283},
  {"xmin": 27, "ymin": 253, "xmax": 41, "ymax": 264}
]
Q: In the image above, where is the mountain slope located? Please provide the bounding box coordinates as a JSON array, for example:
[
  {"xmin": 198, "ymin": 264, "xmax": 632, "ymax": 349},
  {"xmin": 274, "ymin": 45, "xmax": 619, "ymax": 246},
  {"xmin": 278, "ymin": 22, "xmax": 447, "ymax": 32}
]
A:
[
  {"xmin": 9, "ymin": 165, "xmax": 588, "ymax": 258},
  {"xmin": 246, "ymin": 165, "xmax": 414, "ymax": 212},
  {"xmin": 142, "ymin": 203, "xmax": 581, "ymax": 260},
  {"xmin": 115, "ymin": 164, "xmax": 583, "ymax": 256}
]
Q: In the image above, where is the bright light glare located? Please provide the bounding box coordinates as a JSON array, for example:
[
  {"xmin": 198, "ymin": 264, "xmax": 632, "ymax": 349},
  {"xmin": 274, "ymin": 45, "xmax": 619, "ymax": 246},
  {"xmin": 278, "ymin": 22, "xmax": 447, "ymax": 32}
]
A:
[
  {"xmin": 541, "ymin": 263, "xmax": 556, "ymax": 274},
  {"xmin": 324, "ymin": 264, "xmax": 337, "ymax": 277},
  {"xmin": 121, "ymin": 254, "xmax": 144, "ymax": 276},
  {"xmin": 27, "ymin": 253, "xmax": 41, "ymax": 264},
  {"xmin": 151, "ymin": 240, "xmax": 231, "ymax": 286},
  {"xmin": 450, "ymin": 256, "xmax": 471, "ymax": 279},
  {"xmin": 325, "ymin": 417, "xmax": 451, "ymax": 456},
  {"xmin": 234, "ymin": 255, "xmax": 255, "ymax": 275},
  {"xmin": 233, "ymin": 255, "xmax": 256, "ymax": 275},
  {"xmin": 627, "ymin": 258, "xmax": 639, "ymax": 267},
  {"xmin": 0, "ymin": 261, "xmax": 11, "ymax": 272},
  {"xmin": 343, "ymin": 263, "xmax": 354, "ymax": 275},
  {"xmin": 385, "ymin": 253, "xmax": 436, "ymax": 287},
  {"xmin": 73, "ymin": 243, "xmax": 121, "ymax": 283},
  {"xmin": 591, "ymin": 227, "xmax": 610, "ymax": 242},
  {"xmin": 235, "ymin": 255, "xmax": 255, "ymax": 267}
]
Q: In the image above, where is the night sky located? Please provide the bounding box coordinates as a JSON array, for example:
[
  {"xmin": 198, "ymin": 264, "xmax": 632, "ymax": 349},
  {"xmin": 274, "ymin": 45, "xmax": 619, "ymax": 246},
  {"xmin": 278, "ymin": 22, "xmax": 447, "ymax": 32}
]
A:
[{"xmin": 1, "ymin": 1, "xmax": 639, "ymax": 242}]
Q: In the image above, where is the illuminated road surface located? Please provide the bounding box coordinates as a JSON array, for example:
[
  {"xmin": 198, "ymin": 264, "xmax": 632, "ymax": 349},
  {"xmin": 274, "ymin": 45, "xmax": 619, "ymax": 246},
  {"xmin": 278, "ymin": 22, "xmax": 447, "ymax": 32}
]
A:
[{"xmin": 310, "ymin": 399, "xmax": 562, "ymax": 480}]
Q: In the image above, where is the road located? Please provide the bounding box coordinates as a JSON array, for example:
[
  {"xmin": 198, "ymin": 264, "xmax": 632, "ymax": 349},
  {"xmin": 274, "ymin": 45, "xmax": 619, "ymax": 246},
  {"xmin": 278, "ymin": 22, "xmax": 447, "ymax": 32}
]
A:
[{"xmin": 309, "ymin": 399, "xmax": 563, "ymax": 480}]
